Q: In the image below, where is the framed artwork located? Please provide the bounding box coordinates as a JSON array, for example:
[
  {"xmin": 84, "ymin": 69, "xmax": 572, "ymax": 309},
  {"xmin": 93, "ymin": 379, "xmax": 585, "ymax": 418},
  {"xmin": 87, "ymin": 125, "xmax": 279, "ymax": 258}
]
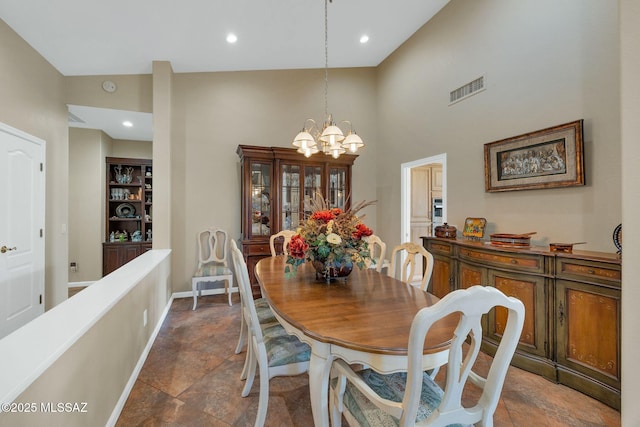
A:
[
  {"xmin": 484, "ymin": 120, "xmax": 584, "ymax": 192},
  {"xmin": 463, "ymin": 217, "xmax": 487, "ymax": 239}
]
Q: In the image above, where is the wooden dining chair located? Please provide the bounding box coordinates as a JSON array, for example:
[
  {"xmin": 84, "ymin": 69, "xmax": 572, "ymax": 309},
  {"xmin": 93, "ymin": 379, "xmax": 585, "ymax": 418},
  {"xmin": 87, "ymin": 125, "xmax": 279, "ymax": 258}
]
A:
[
  {"xmin": 388, "ymin": 242, "xmax": 434, "ymax": 291},
  {"xmin": 269, "ymin": 229, "xmax": 296, "ymax": 257},
  {"xmin": 230, "ymin": 241, "xmax": 311, "ymax": 427},
  {"xmin": 364, "ymin": 234, "xmax": 390, "ymax": 272},
  {"xmin": 330, "ymin": 285, "xmax": 525, "ymax": 427},
  {"xmin": 191, "ymin": 228, "xmax": 234, "ymax": 309}
]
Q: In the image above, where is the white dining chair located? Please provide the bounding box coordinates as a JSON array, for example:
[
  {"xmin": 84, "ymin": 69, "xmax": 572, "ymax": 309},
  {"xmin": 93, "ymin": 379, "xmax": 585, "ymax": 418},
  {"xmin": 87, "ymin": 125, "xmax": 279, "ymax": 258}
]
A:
[
  {"xmin": 230, "ymin": 241, "xmax": 311, "ymax": 427},
  {"xmin": 192, "ymin": 228, "xmax": 235, "ymax": 309},
  {"xmin": 330, "ymin": 285, "xmax": 525, "ymax": 427},
  {"xmin": 231, "ymin": 240, "xmax": 277, "ymax": 381},
  {"xmin": 364, "ymin": 234, "xmax": 390, "ymax": 272},
  {"xmin": 388, "ymin": 242, "xmax": 434, "ymax": 291},
  {"xmin": 269, "ymin": 229, "xmax": 296, "ymax": 257}
]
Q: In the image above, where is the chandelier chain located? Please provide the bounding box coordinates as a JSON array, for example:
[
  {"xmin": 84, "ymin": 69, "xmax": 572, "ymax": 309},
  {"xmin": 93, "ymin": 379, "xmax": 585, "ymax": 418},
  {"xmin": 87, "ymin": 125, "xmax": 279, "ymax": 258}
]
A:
[{"xmin": 324, "ymin": 0, "xmax": 329, "ymax": 119}]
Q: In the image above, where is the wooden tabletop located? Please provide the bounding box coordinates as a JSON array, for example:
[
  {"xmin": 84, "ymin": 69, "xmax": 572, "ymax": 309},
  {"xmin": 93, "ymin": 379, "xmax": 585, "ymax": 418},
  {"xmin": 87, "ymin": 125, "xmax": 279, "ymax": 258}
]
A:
[{"xmin": 255, "ymin": 256, "xmax": 457, "ymax": 356}]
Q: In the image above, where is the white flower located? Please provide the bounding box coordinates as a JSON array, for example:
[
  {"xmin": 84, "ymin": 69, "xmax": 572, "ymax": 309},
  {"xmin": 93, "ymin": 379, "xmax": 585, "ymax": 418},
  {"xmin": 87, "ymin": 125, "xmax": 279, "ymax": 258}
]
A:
[
  {"xmin": 327, "ymin": 220, "xmax": 334, "ymax": 234},
  {"xmin": 326, "ymin": 233, "xmax": 342, "ymax": 245}
]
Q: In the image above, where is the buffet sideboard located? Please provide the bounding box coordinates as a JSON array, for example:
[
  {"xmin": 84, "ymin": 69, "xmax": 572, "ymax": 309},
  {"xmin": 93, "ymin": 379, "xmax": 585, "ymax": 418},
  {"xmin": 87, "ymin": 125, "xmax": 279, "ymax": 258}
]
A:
[{"xmin": 422, "ymin": 236, "xmax": 621, "ymax": 410}]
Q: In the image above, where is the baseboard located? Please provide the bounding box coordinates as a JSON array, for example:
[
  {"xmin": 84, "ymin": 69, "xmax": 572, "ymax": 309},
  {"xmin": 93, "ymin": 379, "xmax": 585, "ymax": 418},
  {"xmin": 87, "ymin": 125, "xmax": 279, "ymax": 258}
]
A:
[
  {"xmin": 172, "ymin": 286, "xmax": 239, "ymax": 299},
  {"xmin": 106, "ymin": 293, "xmax": 175, "ymax": 427}
]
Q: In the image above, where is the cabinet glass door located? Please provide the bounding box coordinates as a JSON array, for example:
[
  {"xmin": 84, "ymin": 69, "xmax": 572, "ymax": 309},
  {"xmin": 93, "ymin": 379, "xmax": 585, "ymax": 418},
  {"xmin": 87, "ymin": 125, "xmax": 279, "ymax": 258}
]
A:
[
  {"xmin": 281, "ymin": 164, "xmax": 301, "ymax": 230},
  {"xmin": 329, "ymin": 167, "xmax": 347, "ymax": 209},
  {"xmin": 251, "ymin": 162, "xmax": 271, "ymax": 236},
  {"xmin": 303, "ymin": 166, "xmax": 322, "ymax": 218}
]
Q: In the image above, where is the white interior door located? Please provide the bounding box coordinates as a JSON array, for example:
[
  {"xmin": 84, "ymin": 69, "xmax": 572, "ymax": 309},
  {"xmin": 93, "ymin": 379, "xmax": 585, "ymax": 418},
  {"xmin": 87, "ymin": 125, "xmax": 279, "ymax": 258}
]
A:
[{"xmin": 0, "ymin": 122, "xmax": 45, "ymax": 339}]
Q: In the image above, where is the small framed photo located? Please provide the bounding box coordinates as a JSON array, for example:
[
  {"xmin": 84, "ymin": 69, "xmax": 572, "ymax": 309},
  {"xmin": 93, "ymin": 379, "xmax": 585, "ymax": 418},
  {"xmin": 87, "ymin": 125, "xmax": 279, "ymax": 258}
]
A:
[
  {"xmin": 463, "ymin": 217, "xmax": 487, "ymax": 239},
  {"xmin": 484, "ymin": 120, "xmax": 585, "ymax": 192}
]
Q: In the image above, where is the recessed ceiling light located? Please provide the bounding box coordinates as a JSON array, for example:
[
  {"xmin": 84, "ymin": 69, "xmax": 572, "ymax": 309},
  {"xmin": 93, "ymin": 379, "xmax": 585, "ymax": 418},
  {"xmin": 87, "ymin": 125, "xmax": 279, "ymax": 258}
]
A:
[
  {"xmin": 226, "ymin": 33, "xmax": 238, "ymax": 44},
  {"xmin": 122, "ymin": 121, "xmax": 133, "ymax": 127},
  {"xmin": 359, "ymin": 35, "xmax": 369, "ymax": 44}
]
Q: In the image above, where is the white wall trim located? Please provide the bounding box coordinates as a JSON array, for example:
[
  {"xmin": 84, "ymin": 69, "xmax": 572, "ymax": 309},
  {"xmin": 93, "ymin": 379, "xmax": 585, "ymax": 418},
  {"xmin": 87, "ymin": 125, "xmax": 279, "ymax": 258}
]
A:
[{"xmin": 400, "ymin": 153, "xmax": 448, "ymax": 244}]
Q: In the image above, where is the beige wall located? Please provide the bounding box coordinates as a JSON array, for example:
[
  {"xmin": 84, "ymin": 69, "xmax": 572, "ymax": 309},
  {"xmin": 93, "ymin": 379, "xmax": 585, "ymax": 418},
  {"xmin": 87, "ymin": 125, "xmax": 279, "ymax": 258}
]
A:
[
  {"xmin": 620, "ymin": 0, "xmax": 639, "ymax": 423},
  {"xmin": 169, "ymin": 67, "xmax": 378, "ymax": 291},
  {"xmin": 65, "ymin": 74, "xmax": 153, "ymax": 113},
  {"xmin": 376, "ymin": 0, "xmax": 620, "ymax": 253},
  {"xmin": 112, "ymin": 139, "xmax": 152, "ymax": 159},
  {"xmin": 68, "ymin": 128, "xmax": 112, "ymax": 282},
  {"xmin": 0, "ymin": 19, "xmax": 69, "ymax": 308}
]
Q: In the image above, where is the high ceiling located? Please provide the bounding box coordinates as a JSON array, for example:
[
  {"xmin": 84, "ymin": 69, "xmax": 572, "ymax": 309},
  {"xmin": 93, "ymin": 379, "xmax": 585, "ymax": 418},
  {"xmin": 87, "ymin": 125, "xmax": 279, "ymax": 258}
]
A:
[{"xmin": 1, "ymin": 0, "xmax": 449, "ymax": 139}]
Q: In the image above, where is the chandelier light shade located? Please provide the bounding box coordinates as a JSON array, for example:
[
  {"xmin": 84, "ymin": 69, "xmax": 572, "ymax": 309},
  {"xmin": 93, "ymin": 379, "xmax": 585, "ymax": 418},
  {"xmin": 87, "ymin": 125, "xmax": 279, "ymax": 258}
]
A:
[{"xmin": 291, "ymin": 0, "xmax": 365, "ymax": 159}]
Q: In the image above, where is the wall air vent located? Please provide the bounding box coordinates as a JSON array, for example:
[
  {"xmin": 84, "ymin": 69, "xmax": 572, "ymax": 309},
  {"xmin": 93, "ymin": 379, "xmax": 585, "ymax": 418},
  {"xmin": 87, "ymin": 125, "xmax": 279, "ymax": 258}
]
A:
[
  {"xmin": 449, "ymin": 75, "xmax": 485, "ymax": 105},
  {"xmin": 68, "ymin": 111, "xmax": 85, "ymax": 124}
]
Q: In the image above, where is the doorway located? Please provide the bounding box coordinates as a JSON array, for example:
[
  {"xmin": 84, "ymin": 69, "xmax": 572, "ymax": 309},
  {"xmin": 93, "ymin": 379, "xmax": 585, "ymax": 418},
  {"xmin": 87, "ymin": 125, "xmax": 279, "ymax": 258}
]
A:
[
  {"xmin": 0, "ymin": 122, "xmax": 46, "ymax": 339},
  {"xmin": 400, "ymin": 154, "xmax": 446, "ymax": 279}
]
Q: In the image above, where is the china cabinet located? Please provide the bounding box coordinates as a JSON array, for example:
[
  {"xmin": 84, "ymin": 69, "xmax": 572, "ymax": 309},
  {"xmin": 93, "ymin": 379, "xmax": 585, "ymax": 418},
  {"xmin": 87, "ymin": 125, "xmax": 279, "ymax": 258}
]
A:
[
  {"xmin": 422, "ymin": 236, "xmax": 621, "ymax": 409},
  {"xmin": 237, "ymin": 145, "xmax": 356, "ymax": 297},
  {"xmin": 103, "ymin": 157, "xmax": 153, "ymax": 275}
]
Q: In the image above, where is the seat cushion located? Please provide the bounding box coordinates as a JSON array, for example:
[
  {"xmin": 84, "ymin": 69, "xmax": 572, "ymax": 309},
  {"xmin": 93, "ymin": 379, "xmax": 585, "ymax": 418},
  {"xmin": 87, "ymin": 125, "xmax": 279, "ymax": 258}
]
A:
[
  {"xmin": 341, "ymin": 369, "xmax": 470, "ymax": 427},
  {"xmin": 195, "ymin": 264, "xmax": 232, "ymax": 277},
  {"xmin": 255, "ymin": 297, "xmax": 277, "ymax": 324},
  {"xmin": 261, "ymin": 323, "xmax": 311, "ymax": 367}
]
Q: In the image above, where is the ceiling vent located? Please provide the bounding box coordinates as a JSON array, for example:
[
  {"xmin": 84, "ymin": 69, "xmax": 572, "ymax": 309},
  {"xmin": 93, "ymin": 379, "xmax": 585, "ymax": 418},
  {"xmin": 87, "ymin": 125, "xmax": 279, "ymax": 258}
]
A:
[
  {"xmin": 68, "ymin": 111, "xmax": 85, "ymax": 124},
  {"xmin": 449, "ymin": 75, "xmax": 485, "ymax": 105}
]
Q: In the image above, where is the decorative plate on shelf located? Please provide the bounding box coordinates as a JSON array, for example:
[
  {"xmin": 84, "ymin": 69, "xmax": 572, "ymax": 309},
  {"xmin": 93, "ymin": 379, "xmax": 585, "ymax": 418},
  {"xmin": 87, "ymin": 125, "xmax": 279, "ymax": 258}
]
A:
[
  {"xmin": 115, "ymin": 203, "xmax": 136, "ymax": 218},
  {"xmin": 613, "ymin": 224, "xmax": 622, "ymax": 253},
  {"xmin": 463, "ymin": 217, "xmax": 487, "ymax": 239}
]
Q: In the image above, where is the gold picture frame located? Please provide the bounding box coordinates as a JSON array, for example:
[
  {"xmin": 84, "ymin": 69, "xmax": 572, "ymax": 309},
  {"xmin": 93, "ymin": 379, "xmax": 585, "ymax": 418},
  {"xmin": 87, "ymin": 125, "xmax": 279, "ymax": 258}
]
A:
[{"xmin": 484, "ymin": 120, "xmax": 584, "ymax": 192}]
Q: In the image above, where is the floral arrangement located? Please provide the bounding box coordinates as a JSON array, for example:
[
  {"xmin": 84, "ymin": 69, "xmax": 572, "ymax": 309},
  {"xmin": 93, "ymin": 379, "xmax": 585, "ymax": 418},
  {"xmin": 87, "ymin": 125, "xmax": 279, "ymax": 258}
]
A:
[{"xmin": 285, "ymin": 194, "xmax": 375, "ymax": 278}]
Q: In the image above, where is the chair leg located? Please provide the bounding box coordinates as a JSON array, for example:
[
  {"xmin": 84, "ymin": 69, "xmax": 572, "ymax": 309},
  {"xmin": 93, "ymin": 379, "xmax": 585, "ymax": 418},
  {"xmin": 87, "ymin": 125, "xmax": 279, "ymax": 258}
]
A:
[
  {"xmin": 330, "ymin": 372, "xmax": 346, "ymax": 427},
  {"xmin": 240, "ymin": 338, "xmax": 251, "ymax": 381},
  {"xmin": 254, "ymin": 346, "xmax": 270, "ymax": 427},
  {"xmin": 242, "ymin": 342, "xmax": 258, "ymax": 397},
  {"xmin": 192, "ymin": 280, "xmax": 198, "ymax": 310},
  {"xmin": 235, "ymin": 303, "xmax": 247, "ymax": 354},
  {"xmin": 227, "ymin": 279, "xmax": 232, "ymax": 306}
]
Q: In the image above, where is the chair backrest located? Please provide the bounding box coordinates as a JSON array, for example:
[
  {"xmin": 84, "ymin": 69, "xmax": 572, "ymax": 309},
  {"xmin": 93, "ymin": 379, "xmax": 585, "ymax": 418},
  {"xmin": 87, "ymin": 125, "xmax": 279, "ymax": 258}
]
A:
[
  {"xmin": 197, "ymin": 229, "xmax": 229, "ymax": 268},
  {"xmin": 230, "ymin": 240, "xmax": 265, "ymax": 345},
  {"xmin": 269, "ymin": 230, "xmax": 296, "ymax": 257},
  {"xmin": 388, "ymin": 242, "xmax": 434, "ymax": 290},
  {"xmin": 365, "ymin": 234, "xmax": 387, "ymax": 272},
  {"xmin": 402, "ymin": 285, "xmax": 525, "ymax": 426}
]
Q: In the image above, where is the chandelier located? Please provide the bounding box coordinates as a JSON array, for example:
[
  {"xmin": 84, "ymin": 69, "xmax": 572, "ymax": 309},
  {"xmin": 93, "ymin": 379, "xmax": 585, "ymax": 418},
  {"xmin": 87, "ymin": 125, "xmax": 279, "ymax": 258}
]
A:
[{"xmin": 292, "ymin": 0, "xmax": 365, "ymax": 159}]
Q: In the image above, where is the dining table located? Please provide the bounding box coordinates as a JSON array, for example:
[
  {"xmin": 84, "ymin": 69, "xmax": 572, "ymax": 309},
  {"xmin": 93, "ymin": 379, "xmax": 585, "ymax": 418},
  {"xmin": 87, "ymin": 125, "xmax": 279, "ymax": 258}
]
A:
[{"xmin": 255, "ymin": 256, "xmax": 458, "ymax": 427}]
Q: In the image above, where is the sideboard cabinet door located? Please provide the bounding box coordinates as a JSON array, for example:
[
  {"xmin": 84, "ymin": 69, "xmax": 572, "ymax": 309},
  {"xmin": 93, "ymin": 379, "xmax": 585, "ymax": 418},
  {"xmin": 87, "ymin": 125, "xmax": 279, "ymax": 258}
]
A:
[{"xmin": 423, "ymin": 238, "xmax": 454, "ymax": 298}]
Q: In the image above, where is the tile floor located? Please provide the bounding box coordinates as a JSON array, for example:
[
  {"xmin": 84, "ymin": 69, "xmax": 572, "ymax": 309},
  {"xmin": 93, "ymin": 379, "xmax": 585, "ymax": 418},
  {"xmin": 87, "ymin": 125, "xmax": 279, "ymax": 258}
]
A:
[{"xmin": 115, "ymin": 294, "xmax": 621, "ymax": 426}]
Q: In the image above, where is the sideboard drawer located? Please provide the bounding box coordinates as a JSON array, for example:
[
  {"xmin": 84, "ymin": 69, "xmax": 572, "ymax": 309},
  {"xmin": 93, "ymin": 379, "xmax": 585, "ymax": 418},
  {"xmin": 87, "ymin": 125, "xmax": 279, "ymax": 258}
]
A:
[
  {"xmin": 425, "ymin": 239, "xmax": 453, "ymax": 256},
  {"xmin": 458, "ymin": 246, "xmax": 545, "ymax": 274},
  {"xmin": 556, "ymin": 258, "xmax": 621, "ymax": 287},
  {"xmin": 246, "ymin": 243, "xmax": 270, "ymax": 255}
]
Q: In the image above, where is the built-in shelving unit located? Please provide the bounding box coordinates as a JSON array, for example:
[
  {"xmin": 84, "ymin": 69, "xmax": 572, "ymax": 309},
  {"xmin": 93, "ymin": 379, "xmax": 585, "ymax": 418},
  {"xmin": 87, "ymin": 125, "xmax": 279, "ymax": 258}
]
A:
[{"xmin": 103, "ymin": 157, "xmax": 152, "ymax": 275}]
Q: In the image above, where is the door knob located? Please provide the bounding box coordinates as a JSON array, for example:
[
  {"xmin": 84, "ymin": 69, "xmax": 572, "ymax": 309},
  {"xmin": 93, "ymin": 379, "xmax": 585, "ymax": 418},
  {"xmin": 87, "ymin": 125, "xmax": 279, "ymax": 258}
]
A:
[{"xmin": 1, "ymin": 245, "xmax": 17, "ymax": 254}]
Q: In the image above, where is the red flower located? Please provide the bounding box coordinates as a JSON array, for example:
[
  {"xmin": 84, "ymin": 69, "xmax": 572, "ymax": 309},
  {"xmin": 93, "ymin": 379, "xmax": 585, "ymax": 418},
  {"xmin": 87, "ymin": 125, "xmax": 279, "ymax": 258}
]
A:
[
  {"xmin": 310, "ymin": 210, "xmax": 334, "ymax": 223},
  {"xmin": 288, "ymin": 234, "xmax": 309, "ymax": 259},
  {"xmin": 331, "ymin": 208, "xmax": 342, "ymax": 216},
  {"xmin": 353, "ymin": 223, "xmax": 373, "ymax": 239}
]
